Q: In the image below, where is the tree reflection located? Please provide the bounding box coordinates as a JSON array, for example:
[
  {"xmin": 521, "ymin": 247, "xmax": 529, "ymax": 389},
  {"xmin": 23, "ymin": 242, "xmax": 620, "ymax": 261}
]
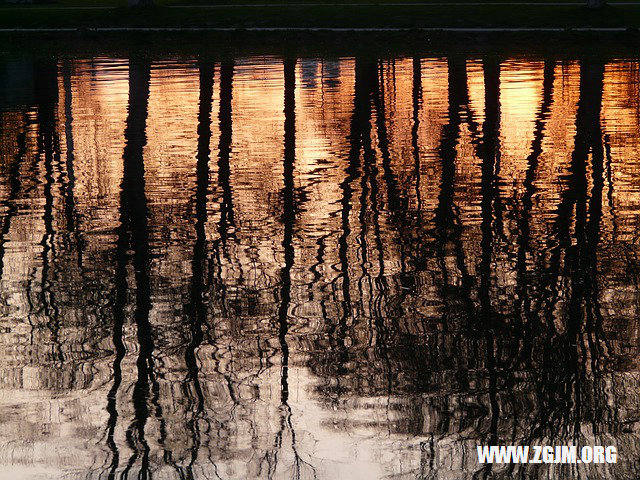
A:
[
  {"xmin": 115, "ymin": 57, "xmax": 155, "ymax": 479},
  {"xmin": 0, "ymin": 53, "xmax": 638, "ymax": 480}
]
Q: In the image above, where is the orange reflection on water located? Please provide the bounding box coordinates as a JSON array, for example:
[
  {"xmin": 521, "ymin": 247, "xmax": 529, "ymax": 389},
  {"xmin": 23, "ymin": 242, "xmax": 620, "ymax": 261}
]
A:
[{"xmin": 0, "ymin": 54, "xmax": 639, "ymax": 480}]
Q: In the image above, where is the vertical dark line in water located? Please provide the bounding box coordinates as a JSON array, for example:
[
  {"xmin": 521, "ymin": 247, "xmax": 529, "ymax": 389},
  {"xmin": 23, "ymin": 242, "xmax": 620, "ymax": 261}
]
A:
[
  {"xmin": 365, "ymin": 63, "xmax": 394, "ymax": 402},
  {"xmin": 459, "ymin": 63, "xmax": 483, "ymax": 157},
  {"xmin": 61, "ymin": 61, "xmax": 76, "ymax": 233},
  {"xmin": 442, "ymin": 59, "xmax": 481, "ymax": 393},
  {"xmin": 217, "ymin": 61, "xmax": 236, "ymax": 246},
  {"xmin": 538, "ymin": 64, "xmax": 579, "ymax": 439},
  {"xmin": 372, "ymin": 61, "xmax": 402, "ymax": 216},
  {"xmin": 106, "ymin": 165, "xmax": 129, "ymax": 480},
  {"xmin": 106, "ymin": 69, "xmax": 134, "ymax": 476},
  {"xmin": 210, "ymin": 62, "xmax": 236, "ymax": 334},
  {"xmin": 434, "ymin": 57, "xmax": 469, "ymax": 310},
  {"xmin": 581, "ymin": 62, "xmax": 605, "ymax": 277},
  {"xmin": 583, "ymin": 61, "xmax": 607, "ymax": 431},
  {"xmin": 275, "ymin": 58, "xmax": 316, "ymax": 480},
  {"xmin": 433, "ymin": 58, "xmax": 477, "ymax": 416},
  {"xmin": 565, "ymin": 62, "xmax": 594, "ymax": 440},
  {"xmin": 120, "ymin": 57, "xmax": 153, "ymax": 480},
  {"xmin": 60, "ymin": 64, "xmax": 91, "ymax": 398},
  {"xmin": 401, "ymin": 56, "xmax": 423, "ymax": 293},
  {"xmin": 357, "ymin": 62, "xmax": 374, "ymax": 330},
  {"xmin": 604, "ymin": 134, "xmax": 618, "ymax": 241},
  {"xmin": 358, "ymin": 62, "xmax": 374, "ymax": 325},
  {"xmin": 517, "ymin": 60, "xmax": 555, "ymax": 352},
  {"xmin": 62, "ymin": 60, "xmax": 84, "ymax": 272},
  {"xmin": 536, "ymin": 63, "xmax": 582, "ymax": 439},
  {"xmin": 513, "ymin": 60, "xmax": 555, "ymax": 445},
  {"xmin": 206, "ymin": 61, "xmax": 234, "ymax": 322},
  {"xmin": 269, "ymin": 56, "xmax": 296, "ymax": 479},
  {"xmin": 35, "ymin": 60, "xmax": 63, "ymax": 364},
  {"xmin": 184, "ymin": 60, "xmax": 215, "ymax": 475},
  {"xmin": 279, "ymin": 57, "xmax": 296, "ymax": 407},
  {"xmin": 334, "ymin": 59, "xmax": 366, "ymax": 377},
  {"xmin": 104, "ymin": 58, "xmax": 139, "ymax": 480},
  {"xmin": 450, "ymin": 60, "xmax": 483, "ymax": 372},
  {"xmin": 310, "ymin": 232, "xmax": 331, "ymax": 344},
  {"xmin": 537, "ymin": 60, "xmax": 606, "ymax": 441},
  {"xmin": 368, "ymin": 61, "xmax": 386, "ymax": 278},
  {"xmin": 411, "ymin": 57, "xmax": 423, "ymax": 217},
  {"xmin": 478, "ymin": 59, "xmax": 501, "ymax": 473},
  {"xmin": 569, "ymin": 60, "xmax": 605, "ymax": 436}
]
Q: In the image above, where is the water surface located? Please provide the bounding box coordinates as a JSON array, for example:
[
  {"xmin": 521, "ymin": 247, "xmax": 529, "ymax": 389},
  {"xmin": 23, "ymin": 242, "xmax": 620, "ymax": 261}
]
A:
[{"xmin": 0, "ymin": 53, "xmax": 639, "ymax": 479}]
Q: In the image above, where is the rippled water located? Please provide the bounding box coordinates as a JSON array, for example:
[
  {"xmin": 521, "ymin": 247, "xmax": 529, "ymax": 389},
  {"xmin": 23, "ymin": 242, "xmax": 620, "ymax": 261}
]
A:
[{"xmin": 0, "ymin": 53, "xmax": 639, "ymax": 480}]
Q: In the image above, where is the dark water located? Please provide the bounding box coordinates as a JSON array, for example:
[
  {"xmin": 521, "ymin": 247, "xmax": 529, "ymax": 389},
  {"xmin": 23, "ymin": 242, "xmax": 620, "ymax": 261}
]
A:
[{"xmin": 0, "ymin": 53, "xmax": 639, "ymax": 480}]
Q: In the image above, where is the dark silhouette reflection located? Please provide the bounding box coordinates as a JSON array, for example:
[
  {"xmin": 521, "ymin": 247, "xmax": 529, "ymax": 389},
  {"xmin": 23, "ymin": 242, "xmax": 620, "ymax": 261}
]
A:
[
  {"xmin": 1, "ymin": 53, "xmax": 639, "ymax": 480},
  {"xmin": 331, "ymin": 59, "xmax": 377, "ymax": 393},
  {"xmin": 108, "ymin": 57, "xmax": 155, "ymax": 480},
  {"xmin": 434, "ymin": 57, "xmax": 474, "ymax": 317},
  {"xmin": 61, "ymin": 60, "xmax": 85, "ymax": 272},
  {"xmin": 217, "ymin": 60, "xmax": 236, "ymax": 246},
  {"xmin": 515, "ymin": 59, "xmax": 554, "ymax": 356},
  {"xmin": 266, "ymin": 56, "xmax": 317, "ymax": 480},
  {"xmin": 532, "ymin": 60, "xmax": 608, "ymax": 441},
  {"xmin": 35, "ymin": 60, "xmax": 64, "ymax": 364},
  {"xmin": 477, "ymin": 57, "xmax": 502, "ymax": 479},
  {"xmin": 181, "ymin": 59, "xmax": 215, "ymax": 479},
  {"xmin": 279, "ymin": 58, "xmax": 295, "ymax": 409},
  {"xmin": 411, "ymin": 57, "xmax": 423, "ymax": 215}
]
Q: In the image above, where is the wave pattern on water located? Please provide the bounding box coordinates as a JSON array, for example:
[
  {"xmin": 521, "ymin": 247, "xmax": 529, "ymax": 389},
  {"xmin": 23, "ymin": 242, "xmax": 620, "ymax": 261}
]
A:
[{"xmin": 0, "ymin": 54, "xmax": 639, "ymax": 480}]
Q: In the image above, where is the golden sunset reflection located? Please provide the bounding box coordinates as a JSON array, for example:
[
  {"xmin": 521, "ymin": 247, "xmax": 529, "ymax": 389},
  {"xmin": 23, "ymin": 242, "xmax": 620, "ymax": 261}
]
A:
[{"xmin": 0, "ymin": 54, "xmax": 639, "ymax": 480}]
